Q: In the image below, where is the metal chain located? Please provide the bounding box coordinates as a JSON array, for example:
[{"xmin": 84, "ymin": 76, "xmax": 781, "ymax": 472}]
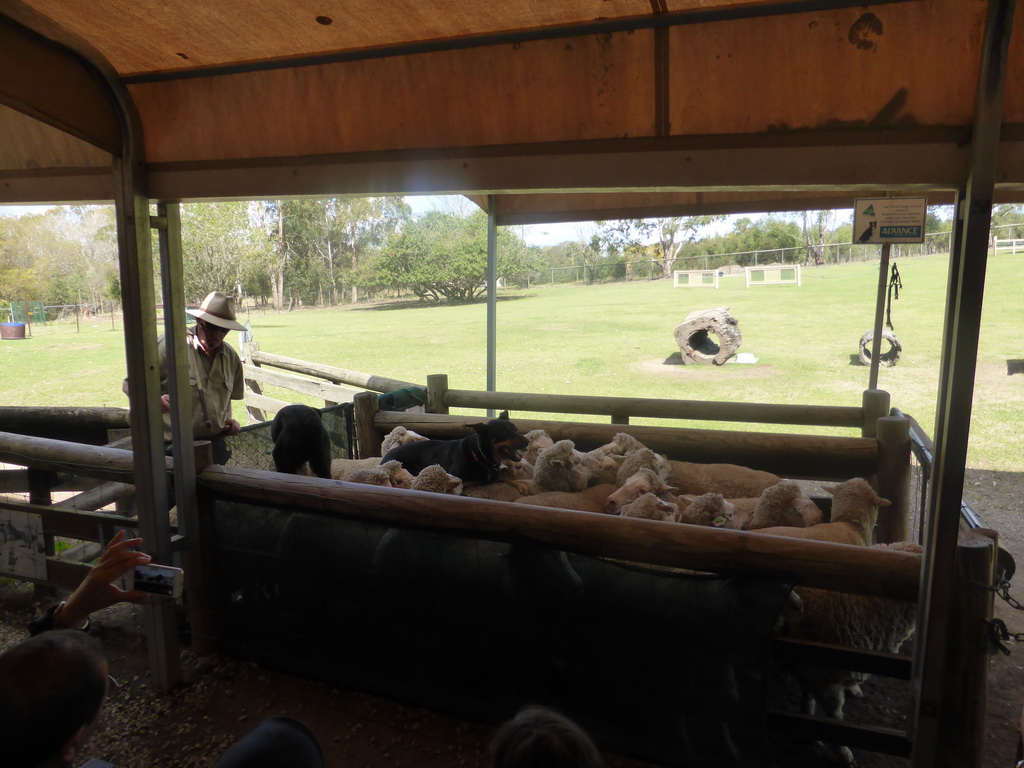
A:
[{"xmin": 979, "ymin": 578, "xmax": 1024, "ymax": 655}]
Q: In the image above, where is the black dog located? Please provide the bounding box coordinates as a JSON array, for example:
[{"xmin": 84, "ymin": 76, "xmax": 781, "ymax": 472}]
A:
[
  {"xmin": 270, "ymin": 404, "xmax": 332, "ymax": 479},
  {"xmin": 380, "ymin": 413, "xmax": 528, "ymax": 485}
]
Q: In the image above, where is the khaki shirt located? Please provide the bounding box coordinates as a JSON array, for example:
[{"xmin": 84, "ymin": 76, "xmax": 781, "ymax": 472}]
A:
[{"xmin": 125, "ymin": 332, "xmax": 244, "ymax": 442}]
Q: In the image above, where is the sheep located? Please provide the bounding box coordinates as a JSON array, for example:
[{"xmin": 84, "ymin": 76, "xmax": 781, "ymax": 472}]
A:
[
  {"xmin": 780, "ymin": 541, "xmax": 923, "ymax": 766},
  {"xmin": 666, "ymin": 459, "xmax": 781, "ymax": 498},
  {"xmin": 675, "ymin": 492, "xmax": 752, "ymax": 528},
  {"xmin": 501, "ymin": 457, "xmax": 534, "ymax": 481},
  {"xmin": 523, "ymin": 429, "xmax": 555, "ymax": 465},
  {"xmin": 344, "ymin": 459, "xmax": 416, "ymax": 489},
  {"xmin": 516, "ymin": 484, "xmax": 619, "ymax": 515},
  {"xmin": 620, "ymin": 492, "xmax": 679, "ymax": 522},
  {"xmin": 744, "ymin": 480, "xmax": 824, "ymax": 530},
  {"xmin": 346, "ymin": 467, "xmax": 393, "ymax": 487},
  {"xmin": 604, "ymin": 468, "xmax": 680, "ymax": 514},
  {"xmin": 751, "ymin": 477, "xmax": 890, "ymax": 546},
  {"xmin": 591, "ymin": 431, "xmax": 648, "ymax": 458},
  {"xmin": 615, "ymin": 447, "xmax": 671, "ymax": 486},
  {"xmin": 463, "ymin": 481, "xmax": 523, "ymax": 502},
  {"xmin": 521, "ymin": 439, "xmax": 590, "ymax": 494},
  {"xmin": 410, "ymin": 464, "xmax": 464, "ymax": 495},
  {"xmin": 380, "ymin": 425, "xmax": 428, "ymax": 455},
  {"xmin": 330, "ymin": 457, "xmax": 384, "ymax": 481}
]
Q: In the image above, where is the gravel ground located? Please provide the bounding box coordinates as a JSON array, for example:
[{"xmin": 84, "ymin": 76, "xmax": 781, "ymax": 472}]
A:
[{"xmin": 2, "ymin": 467, "xmax": 1023, "ymax": 768}]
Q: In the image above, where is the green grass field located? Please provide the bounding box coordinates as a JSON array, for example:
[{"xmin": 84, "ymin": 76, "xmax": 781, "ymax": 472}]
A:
[{"xmin": 2, "ymin": 252, "xmax": 1022, "ymax": 471}]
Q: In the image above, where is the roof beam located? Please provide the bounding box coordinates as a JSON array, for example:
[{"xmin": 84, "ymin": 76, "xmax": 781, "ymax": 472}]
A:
[{"xmin": 0, "ymin": 15, "xmax": 121, "ymax": 153}]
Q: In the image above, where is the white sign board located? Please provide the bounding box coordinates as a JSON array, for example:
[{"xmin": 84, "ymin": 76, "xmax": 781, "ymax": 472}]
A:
[{"xmin": 853, "ymin": 197, "xmax": 928, "ymax": 244}]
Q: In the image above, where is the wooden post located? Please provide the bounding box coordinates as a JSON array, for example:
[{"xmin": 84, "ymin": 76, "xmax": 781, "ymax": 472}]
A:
[
  {"xmin": 933, "ymin": 529, "xmax": 997, "ymax": 767},
  {"xmin": 611, "ymin": 413, "xmax": 630, "ymax": 426},
  {"xmin": 243, "ymin": 340, "xmax": 267, "ymax": 424},
  {"xmin": 28, "ymin": 468, "xmax": 56, "ymax": 600},
  {"xmin": 875, "ymin": 414, "xmax": 911, "ymax": 544},
  {"xmin": 187, "ymin": 440, "xmax": 218, "ymax": 655},
  {"xmin": 862, "ymin": 389, "xmax": 890, "ymax": 438},
  {"xmin": 427, "ymin": 374, "xmax": 449, "ymax": 414},
  {"xmin": 353, "ymin": 391, "xmax": 382, "ymax": 458}
]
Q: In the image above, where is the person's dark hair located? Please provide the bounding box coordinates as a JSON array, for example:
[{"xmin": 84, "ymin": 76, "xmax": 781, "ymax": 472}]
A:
[
  {"xmin": 491, "ymin": 706, "xmax": 604, "ymax": 768},
  {"xmin": 0, "ymin": 630, "xmax": 107, "ymax": 768}
]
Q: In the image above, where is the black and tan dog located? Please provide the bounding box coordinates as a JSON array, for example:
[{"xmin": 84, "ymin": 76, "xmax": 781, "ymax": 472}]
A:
[
  {"xmin": 380, "ymin": 413, "xmax": 528, "ymax": 485},
  {"xmin": 271, "ymin": 404, "xmax": 332, "ymax": 479}
]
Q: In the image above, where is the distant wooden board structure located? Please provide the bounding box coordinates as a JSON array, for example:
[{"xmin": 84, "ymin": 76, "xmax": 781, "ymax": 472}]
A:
[
  {"xmin": 745, "ymin": 265, "xmax": 801, "ymax": 287},
  {"xmin": 673, "ymin": 269, "xmax": 719, "ymax": 288}
]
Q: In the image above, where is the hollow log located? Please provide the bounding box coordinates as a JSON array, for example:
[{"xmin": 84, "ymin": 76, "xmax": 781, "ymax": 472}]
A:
[{"xmin": 674, "ymin": 307, "xmax": 742, "ymax": 365}]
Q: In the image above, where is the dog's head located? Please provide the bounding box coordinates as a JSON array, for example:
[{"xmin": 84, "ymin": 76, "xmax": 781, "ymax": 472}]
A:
[{"xmin": 469, "ymin": 417, "xmax": 529, "ymax": 465}]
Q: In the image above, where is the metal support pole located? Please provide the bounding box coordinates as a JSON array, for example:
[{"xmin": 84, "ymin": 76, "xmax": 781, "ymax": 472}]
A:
[
  {"xmin": 868, "ymin": 242, "xmax": 891, "ymax": 390},
  {"xmin": 911, "ymin": 0, "xmax": 1016, "ymax": 764},
  {"xmin": 486, "ymin": 195, "xmax": 497, "ymax": 417}
]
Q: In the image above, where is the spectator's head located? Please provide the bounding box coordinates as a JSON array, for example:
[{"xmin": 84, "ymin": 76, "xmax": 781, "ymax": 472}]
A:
[
  {"xmin": 491, "ymin": 706, "xmax": 604, "ymax": 768},
  {"xmin": 0, "ymin": 630, "xmax": 109, "ymax": 768}
]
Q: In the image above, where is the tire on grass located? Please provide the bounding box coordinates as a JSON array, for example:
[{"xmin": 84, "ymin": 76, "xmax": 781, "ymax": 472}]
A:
[{"xmin": 859, "ymin": 329, "xmax": 902, "ymax": 367}]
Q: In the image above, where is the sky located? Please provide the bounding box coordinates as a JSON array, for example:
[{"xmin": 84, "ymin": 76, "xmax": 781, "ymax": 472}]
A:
[{"xmin": 0, "ymin": 198, "xmax": 753, "ymax": 247}]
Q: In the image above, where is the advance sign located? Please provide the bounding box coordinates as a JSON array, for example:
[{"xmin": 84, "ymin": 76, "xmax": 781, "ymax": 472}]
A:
[{"xmin": 853, "ymin": 197, "xmax": 927, "ymax": 244}]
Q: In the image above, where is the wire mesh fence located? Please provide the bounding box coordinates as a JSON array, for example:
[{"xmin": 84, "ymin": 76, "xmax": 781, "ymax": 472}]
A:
[{"xmin": 221, "ymin": 402, "xmax": 356, "ymax": 471}]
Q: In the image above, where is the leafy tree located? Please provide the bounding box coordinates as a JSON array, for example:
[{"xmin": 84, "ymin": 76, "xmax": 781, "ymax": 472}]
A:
[
  {"xmin": 373, "ymin": 210, "xmax": 535, "ymax": 303},
  {"xmin": 180, "ymin": 202, "xmax": 268, "ymax": 305},
  {"xmin": 596, "ymin": 216, "xmax": 727, "ymax": 279}
]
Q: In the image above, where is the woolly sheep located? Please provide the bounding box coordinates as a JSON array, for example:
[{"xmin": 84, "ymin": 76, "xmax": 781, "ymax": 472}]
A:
[
  {"xmin": 330, "ymin": 457, "xmax": 383, "ymax": 481},
  {"xmin": 619, "ymin": 492, "xmax": 679, "ymax": 522},
  {"xmin": 675, "ymin": 492, "xmax": 751, "ymax": 528},
  {"xmin": 527, "ymin": 439, "xmax": 589, "ymax": 493},
  {"xmin": 752, "ymin": 477, "xmax": 889, "ymax": 546},
  {"xmin": 604, "ymin": 468, "xmax": 679, "ymax": 514},
  {"xmin": 615, "ymin": 447, "xmax": 671, "ymax": 486},
  {"xmin": 517, "ymin": 484, "xmax": 619, "ymax": 515},
  {"xmin": 523, "ymin": 429, "xmax": 555, "ymax": 465},
  {"xmin": 666, "ymin": 459, "xmax": 781, "ymax": 498},
  {"xmin": 463, "ymin": 481, "xmax": 523, "ymax": 502},
  {"xmin": 344, "ymin": 459, "xmax": 415, "ymax": 489},
  {"xmin": 591, "ymin": 432, "xmax": 648, "ymax": 458},
  {"xmin": 346, "ymin": 467, "xmax": 393, "ymax": 487},
  {"xmin": 781, "ymin": 541, "xmax": 922, "ymax": 766},
  {"xmin": 410, "ymin": 464, "xmax": 464, "ymax": 495},
  {"xmin": 744, "ymin": 480, "xmax": 824, "ymax": 530},
  {"xmin": 380, "ymin": 425, "xmax": 428, "ymax": 455}
]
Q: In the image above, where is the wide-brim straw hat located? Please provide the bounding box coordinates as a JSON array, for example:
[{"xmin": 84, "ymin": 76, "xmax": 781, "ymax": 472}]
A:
[{"xmin": 185, "ymin": 291, "xmax": 247, "ymax": 331}]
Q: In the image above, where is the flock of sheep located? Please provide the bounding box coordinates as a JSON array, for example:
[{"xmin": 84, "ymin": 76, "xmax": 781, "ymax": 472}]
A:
[{"xmin": 312, "ymin": 423, "xmax": 920, "ymax": 767}]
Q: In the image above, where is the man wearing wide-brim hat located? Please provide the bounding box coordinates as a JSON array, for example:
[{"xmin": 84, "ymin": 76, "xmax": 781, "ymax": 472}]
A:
[{"xmin": 122, "ymin": 291, "xmax": 246, "ymax": 462}]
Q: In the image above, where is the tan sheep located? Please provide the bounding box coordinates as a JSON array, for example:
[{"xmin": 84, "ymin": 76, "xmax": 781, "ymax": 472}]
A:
[
  {"xmin": 751, "ymin": 477, "xmax": 890, "ymax": 546},
  {"xmin": 410, "ymin": 464, "xmax": 464, "ymax": 495},
  {"xmin": 524, "ymin": 439, "xmax": 589, "ymax": 493},
  {"xmin": 330, "ymin": 456, "xmax": 382, "ymax": 481},
  {"xmin": 604, "ymin": 468, "xmax": 679, "ymax": 514},
  {"xmin": 523, "ymin": 429, "xmax": 555, "ymax": 465},
  {"xmin": 619, "ymin": 492, "xmax": 679, "ymax": 522},
  {"xmin": 516, "ymin": 484, "xmax": 619, "ymax": 515},
  {"xmin": 591, "ymin": 431, "xmax": 648, "ymax": 458},
  {"xmin": 781, "ymin": 540, "xmax": 923, "ymax": 766},
  {"xmin": 380, "ymin": 425, "xmax": 428, "ymax": 455},
  {"xmin": 666, "ymin": 459, "xmax": 781, "ymax": 498},
  {"xmin": 344, "ymin": 459, "xmax": 415, "ymax": 489},
  {"xmin": 675, "ymin": 492, "xmax": 751, "ymax": 528},
  {"xmin": 744, "ymin": 480, "xmax": 824, "ymax": 530},
  {"xmin": 463, "ymin": 481, "xmax": 523, "ymax": 502},
  {"xmin": 614, "ymin": 447, "xmax": 671, "ymax": 486}
]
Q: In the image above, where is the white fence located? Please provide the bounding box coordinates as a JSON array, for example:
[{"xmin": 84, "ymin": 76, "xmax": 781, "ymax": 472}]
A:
[
  {"xmin": 673, "ymin": 269, "xmax": 719, "ymax": 288},
  {"xmin": 993, "ymin": 237, "xmax": 1024, "ymax": 254},
  {"xmin": 744, "ymin": 264, "xmax": 801, "ymax": 287}
]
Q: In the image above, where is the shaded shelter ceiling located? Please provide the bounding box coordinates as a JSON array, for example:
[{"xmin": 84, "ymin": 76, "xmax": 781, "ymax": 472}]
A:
[{"xmin": 1, "ymin": 0, "xmax": 1022, "ymax": 220}]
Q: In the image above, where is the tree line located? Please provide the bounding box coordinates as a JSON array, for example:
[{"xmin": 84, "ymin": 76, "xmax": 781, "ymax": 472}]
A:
[{"xmin": 3, "ymin": 200, "xmax": 1023, "ymax": 315}]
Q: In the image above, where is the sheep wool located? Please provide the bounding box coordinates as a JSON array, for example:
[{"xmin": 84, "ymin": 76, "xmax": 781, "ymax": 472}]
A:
[
  {"xmin": 523, "ymin": 429, "xmax": 555, "ymax": 465},
  {"xmin": 532, "ymin": 440, "xmax": 589, "ymax": 493},
  {"xmin": 619, "ymin": 492, "xmax": 679, "ymax": 522},
  {"xmin": 411, "ymin": 464, "xmax": 464, "ymax": 495},
  {"xmin": 615, "ymin": 447, "xmax": 670, "ymax": 486},
  {"xmin": 746, "ymin": 480, "xmax": 823, "ymax": 530},
  {"xmin": 380, "ymin": 426, "xmax": 428, "ymax": 455}
]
